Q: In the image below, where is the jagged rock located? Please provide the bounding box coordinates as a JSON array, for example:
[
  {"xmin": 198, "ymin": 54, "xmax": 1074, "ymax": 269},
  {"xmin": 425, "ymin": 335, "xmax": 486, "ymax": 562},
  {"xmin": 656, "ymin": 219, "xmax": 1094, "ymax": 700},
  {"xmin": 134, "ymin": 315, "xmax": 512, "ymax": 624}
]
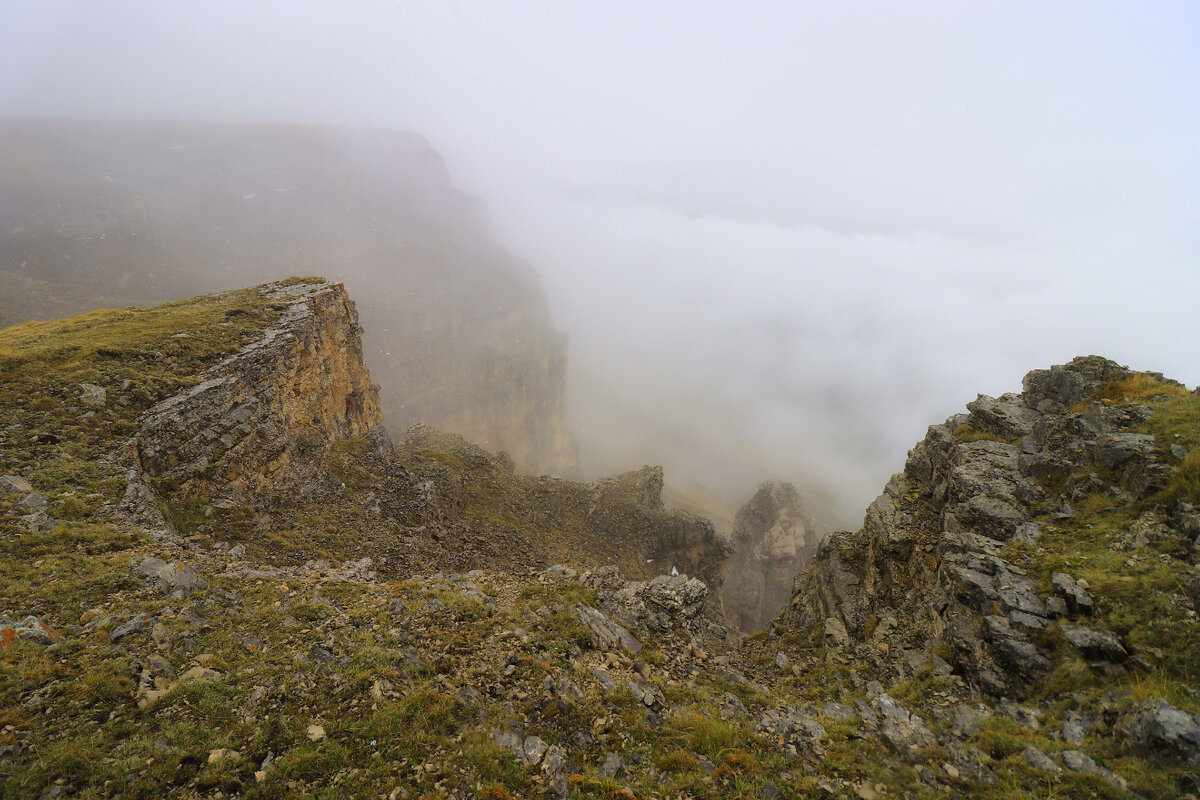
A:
[
  {"xmin": 723, "ymin": 481, "xmax": 818, "ymax": 632},
  {"xmin": 872, "ymin": 694, "xmax": 934, "ymax": 756},
  {"xmin": 574, "ymin": 605, "xmax": 641, "ymax": 653},
  {"xmin": 583, "ymin": 568, "xmax": 709, "ymax": 635},
  {"xmin": 1060, "ymin": 624, "xmax": 1127, "ymax": 662},
  {"xmin": 1115, "ymin": 700, "xmax": 1200, "ymax": 765},
  {"xmin": 1051, "ymin": 572, "xmax": 1094, "ymax": 616}
]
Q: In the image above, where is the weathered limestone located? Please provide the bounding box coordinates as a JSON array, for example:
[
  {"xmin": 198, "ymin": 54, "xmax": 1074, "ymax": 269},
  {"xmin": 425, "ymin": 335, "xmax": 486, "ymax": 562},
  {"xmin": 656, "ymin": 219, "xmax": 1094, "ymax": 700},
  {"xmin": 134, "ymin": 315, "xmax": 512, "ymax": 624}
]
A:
[{"xmin": 135, "ymin": 281, "xmax": 381, "ymax": 499}]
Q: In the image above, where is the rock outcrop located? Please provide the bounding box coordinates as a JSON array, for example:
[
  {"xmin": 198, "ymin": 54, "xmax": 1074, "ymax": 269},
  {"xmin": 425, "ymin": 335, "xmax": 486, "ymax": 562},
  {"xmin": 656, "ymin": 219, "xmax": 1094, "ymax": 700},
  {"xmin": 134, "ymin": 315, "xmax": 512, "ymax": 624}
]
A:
[
  {"xmin": 135, "ymin": 280, "xmax": 381, "ymax": 499},
  {"xmin": 780, "ymin": 356, "xmax": 1192, "ymax": 698},
  {"xmin": 723, "ymin": 481, "xmax": 819, "ymax": 632}
]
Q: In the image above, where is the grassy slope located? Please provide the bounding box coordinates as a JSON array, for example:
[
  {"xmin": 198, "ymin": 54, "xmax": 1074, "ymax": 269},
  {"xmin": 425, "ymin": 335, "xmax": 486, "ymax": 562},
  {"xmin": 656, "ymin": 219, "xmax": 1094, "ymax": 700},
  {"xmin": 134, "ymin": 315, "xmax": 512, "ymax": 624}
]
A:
[{"xmin": 2, "ymin": 289, "xmax": 1196, "ymax": 799}]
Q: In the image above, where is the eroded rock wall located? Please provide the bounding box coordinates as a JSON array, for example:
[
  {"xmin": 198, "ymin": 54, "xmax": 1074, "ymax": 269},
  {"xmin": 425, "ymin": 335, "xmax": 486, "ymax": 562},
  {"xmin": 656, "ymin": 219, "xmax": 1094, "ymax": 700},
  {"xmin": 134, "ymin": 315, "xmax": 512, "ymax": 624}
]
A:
[
  {"xmin": 723, "ymin": 481, "xmax": 819, "ymax": 632},
  {"xmin": 136, "ymin": 280, "xmax": 381, "ymax": 499},
  {"xmin": 780, "ymin": 356, "xmax": 1187, "ymax": 697}
]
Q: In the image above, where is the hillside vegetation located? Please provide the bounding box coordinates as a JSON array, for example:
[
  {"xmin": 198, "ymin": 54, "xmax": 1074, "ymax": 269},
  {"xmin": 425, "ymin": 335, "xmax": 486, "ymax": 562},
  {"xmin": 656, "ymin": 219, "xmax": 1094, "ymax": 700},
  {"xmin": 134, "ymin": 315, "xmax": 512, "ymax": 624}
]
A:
[{"xmin": 1, "ymin": 286, "xmax": 1198, "ymax": 799}]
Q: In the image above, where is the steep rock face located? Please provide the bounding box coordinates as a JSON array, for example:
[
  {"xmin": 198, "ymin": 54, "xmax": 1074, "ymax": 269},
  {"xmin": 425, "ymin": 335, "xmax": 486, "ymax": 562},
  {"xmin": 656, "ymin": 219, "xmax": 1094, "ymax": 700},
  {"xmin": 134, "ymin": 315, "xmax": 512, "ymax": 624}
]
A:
[
  {"xmin": 136, "ymin": 280, "xmax": 381, "ymax": 499},
  {"xmin": 780, "ymin": 356, "xmax": 1189, "ymax": 697},
  {"xmin": 723, "ymin": 481, "xmax": 818, "ymax": 632},
  {"xmin": 0, "ymin": 118, "xmax": 575, "ymax": 476}
]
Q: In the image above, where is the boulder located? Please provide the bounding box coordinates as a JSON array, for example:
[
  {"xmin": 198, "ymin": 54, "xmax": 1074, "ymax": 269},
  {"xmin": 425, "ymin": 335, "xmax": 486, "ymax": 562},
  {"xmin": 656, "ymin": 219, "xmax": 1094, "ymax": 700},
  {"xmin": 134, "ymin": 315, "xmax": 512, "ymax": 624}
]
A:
[{"xmin": 1115, "ymin": 700, "xmax": 1200, "ymax": 765}]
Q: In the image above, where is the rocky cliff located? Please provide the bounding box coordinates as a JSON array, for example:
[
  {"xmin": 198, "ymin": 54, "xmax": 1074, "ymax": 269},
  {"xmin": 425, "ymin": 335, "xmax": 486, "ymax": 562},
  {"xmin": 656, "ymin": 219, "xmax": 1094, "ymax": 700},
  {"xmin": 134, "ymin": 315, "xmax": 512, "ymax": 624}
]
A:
[
  {"xmin": 723, "ymin": 481, "xmax": 819, "ymax": 632},
  {"xmin": 136, "ymin": 280, "xmax": 381, "ymax": 500},
  {"xmin": 0, "ymin": 118, "xmax": 575, "ymax": 476}
]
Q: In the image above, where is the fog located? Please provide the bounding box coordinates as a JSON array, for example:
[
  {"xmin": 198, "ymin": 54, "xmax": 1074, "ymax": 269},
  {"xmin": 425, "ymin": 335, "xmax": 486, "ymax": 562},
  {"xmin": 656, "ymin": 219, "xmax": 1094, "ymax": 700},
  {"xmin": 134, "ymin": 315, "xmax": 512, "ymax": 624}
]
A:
[{"xmin": 3, "ymin": 1, "xmax": 1198, "ymax": 527}]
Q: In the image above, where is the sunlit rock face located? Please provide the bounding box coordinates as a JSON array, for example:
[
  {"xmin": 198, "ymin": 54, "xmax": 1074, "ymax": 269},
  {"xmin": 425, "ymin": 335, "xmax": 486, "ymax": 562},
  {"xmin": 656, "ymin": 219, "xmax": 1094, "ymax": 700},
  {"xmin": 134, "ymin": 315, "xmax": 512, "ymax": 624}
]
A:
[
  {"xmin": 723, "ymin": 481, "xmax": 819, "ymax": 632},
  {"xmin": 0, "ymin": 118, "xmax": 576, "ymax": 477}
]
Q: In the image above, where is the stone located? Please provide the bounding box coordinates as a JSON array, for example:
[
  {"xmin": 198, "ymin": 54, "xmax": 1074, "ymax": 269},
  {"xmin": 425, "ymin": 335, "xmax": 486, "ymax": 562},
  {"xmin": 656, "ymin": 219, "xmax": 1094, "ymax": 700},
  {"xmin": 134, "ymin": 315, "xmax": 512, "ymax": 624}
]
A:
[
  {"xmin": 1051, "ymin": 572, "xmax": 1094, "ymax": 616},
  {"xmin": 0, "ymin": 615, "xmax": 61, "ymax": 645},
  {"xmin": 79, "ymin": 383, "xmax": 107, "ymax": 407},
  {"xmin": 1022, "ymin": 745, "xmax": 1059, "ymax": 773},
  {"xmin": 306, "ymin": 724, "xmax": 326, "ymax": 742},
  {"xmin": 0, "ymin": 475, "xmax": 32, "ymax": 494},
  {"xmin": 133, "ymin": 557, "xmax": 206, "ymax": 597},
  {"xmin": 110, "ymin": 613, "xmax": 156, "ymax": 642},
  {"xmin": 873, "ymin": 694, "xmax": 934, "ymax": 756},
  {"xmin": 14, "ymin": 493, "xmax": 48, "ymax": 512},
  {"xmin": 1061, "ymin": 749, "xmax": 1126, "ymax": 789},
  {"xmin": 1060, "ymin": 624, "xmax": 1127, "ymax": 662},
  {"xmin": 574, "ymin": 605, "xmax": 641, "ymax": 653},
  {"xmin": 599, "ymin": 752, "xmax": 627, "ymax": 779},
  {"xmin": 1115, "ymin": 700, "xmax": 1200, "ymax": 765},
  {"xmin": 522, "ymin": 735, "xmax": 547, "ymax": 766}
]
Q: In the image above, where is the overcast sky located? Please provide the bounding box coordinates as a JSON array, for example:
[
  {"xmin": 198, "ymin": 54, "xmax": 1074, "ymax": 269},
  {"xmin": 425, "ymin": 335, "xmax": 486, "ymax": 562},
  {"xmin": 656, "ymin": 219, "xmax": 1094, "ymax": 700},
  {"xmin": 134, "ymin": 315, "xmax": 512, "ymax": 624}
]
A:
[{"xmin": 3, "ymin": 1, "xmax": 1198, "ymax": 525}]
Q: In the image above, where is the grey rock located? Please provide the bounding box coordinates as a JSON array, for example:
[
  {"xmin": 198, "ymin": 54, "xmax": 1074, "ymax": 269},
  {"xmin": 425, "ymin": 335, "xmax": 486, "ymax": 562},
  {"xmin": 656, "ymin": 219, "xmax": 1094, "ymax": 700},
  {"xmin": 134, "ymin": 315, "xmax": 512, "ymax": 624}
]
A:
[
  {"xmin": 758, "ymin": 707, "xmax": 826, "ymax": 756},
  {"xmin": 0, "ymin": 475, "xmax": 32, "ymax": 494},
  {"xmin": 15, "ymin": 493, "xmax": 48, "ymax": 512},
  {"xmin": 967, "ymin": 394, "xmax": 1041, "ymax": 440},
  {"xmin": 1061, "ymin": 624, "xmax": 1127, "ymax": 662},
  {"xmin": 574, "ymin": 604, "xmax": 641, "ymax": 653},
  {"xmin": 134, "ymin": 557, "xmax": 206, "ymax": 596},
  {"xmin": 228, "ymin": 544, "xmax": 246, "ymax": 559},
  {"xmin": 626, "ymin": 675, "xmax": 664, "ymax": 708},
  {"xmin": 1061, "ymin": 710, "xmax": 1089, "ymax": 744},
  {"xmin": 1061, "ymin": 749, "xmax": 1127, "ymax": 790},
  {"xmin": 1051, "ymin": 572, "xmax": 1094, "ymax": 616},
  {"xmin": 523, "ymin": 735, "xmax": 548, "ymax": 766},
  {"xmin": 110, "ymin": 613, "xmax": 156, "ymax": 642},
  {"xmin": 1115, "ymin": 699, "xmax": 1200, "ymax": 765},
  {"xmin": 599, "ymin": 752, "xmax": 627, "ymax": 779},
  {"xmin": 1022, "ymin": 745, "xmax": 1059, "ymax": 773},
  {"xmin": 589, "ymin": 667, "xmax": 616, "ymax": 693},
  {"xmin": 873, "ymin": 693, "xmax": 935, "ymax": 755},
  {"xmin": 950, "ymin": 706, "xmax": 991, "ymax": 738}
]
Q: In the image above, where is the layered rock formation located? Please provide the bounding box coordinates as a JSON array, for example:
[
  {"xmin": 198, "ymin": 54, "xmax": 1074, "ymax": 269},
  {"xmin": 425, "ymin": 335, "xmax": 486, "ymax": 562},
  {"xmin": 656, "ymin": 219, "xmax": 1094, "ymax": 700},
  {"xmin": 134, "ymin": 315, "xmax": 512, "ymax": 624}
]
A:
[
  {"xmin": 0, "ymin": 118, "xmax": 575, "ymax": 475},
  {"xmin": 723, "ymin": 481, "xmax": 818, "ymax": 632},
  {"xmin": 780, "ymin": 356, "xmax": 1195, "ymax": 698},
  {"xmin": 135, "ymin": 280, "xmax": 380, "ymax": 500}
]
